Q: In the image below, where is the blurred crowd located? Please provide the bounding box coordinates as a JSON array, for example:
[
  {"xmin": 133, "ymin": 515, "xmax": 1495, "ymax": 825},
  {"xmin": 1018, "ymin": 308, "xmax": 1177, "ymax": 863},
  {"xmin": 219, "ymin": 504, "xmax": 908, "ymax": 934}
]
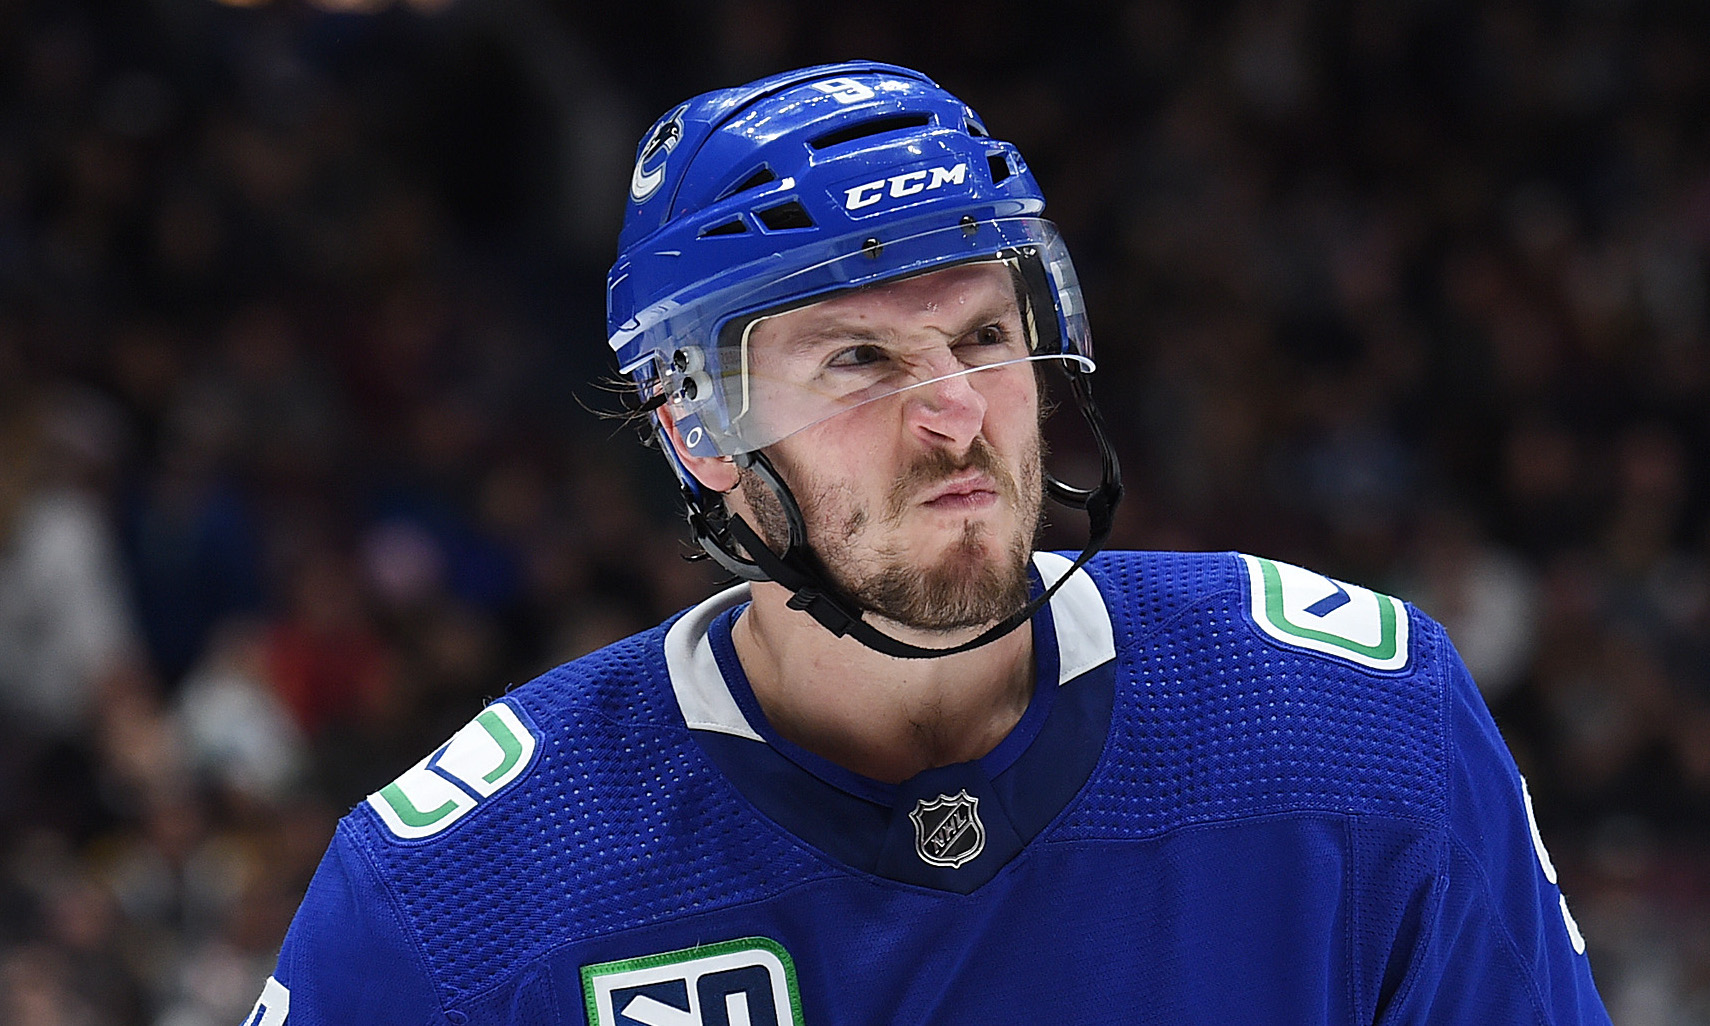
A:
[{"xmin": 1, "ymin": 0, "xmax": 1708, "ymax": 1022}]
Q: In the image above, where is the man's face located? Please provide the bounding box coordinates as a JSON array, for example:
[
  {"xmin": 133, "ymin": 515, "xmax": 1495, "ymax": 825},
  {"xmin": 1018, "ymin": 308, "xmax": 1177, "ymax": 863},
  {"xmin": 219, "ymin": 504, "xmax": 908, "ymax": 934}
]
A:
[{"xmin": 736, "ymin": 262, "xmax": 1045, "ymax": 633}]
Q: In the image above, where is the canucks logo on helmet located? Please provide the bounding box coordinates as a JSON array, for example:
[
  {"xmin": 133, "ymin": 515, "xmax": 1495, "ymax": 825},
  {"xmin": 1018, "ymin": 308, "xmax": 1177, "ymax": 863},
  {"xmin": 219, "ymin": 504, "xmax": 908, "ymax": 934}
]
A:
[{"xmin": 630, "ymin": 105, "xmax": 686, "ymax": 203}]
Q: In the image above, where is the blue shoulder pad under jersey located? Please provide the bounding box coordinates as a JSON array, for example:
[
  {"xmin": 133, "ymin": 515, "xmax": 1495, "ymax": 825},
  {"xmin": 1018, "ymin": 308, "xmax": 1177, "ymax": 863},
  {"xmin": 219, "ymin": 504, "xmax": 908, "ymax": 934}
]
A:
[{"xmin": 1381, "ymin": 645, "xmax": 1610, "ymax": 1025}]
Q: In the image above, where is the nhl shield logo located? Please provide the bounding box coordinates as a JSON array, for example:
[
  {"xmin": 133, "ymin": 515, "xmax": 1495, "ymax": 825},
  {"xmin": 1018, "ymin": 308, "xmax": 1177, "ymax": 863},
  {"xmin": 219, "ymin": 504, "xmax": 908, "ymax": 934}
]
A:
[{"xmin": 910, "ymin": 790, "xmax": 986, "ymax": 868}]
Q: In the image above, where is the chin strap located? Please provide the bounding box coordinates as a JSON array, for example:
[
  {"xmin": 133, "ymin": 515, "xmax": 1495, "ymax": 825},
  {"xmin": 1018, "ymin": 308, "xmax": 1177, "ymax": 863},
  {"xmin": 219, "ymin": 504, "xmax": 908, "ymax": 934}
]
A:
[{"xmin": 685, "ymin": 369, "xmax": 1123, "ymax": 660}]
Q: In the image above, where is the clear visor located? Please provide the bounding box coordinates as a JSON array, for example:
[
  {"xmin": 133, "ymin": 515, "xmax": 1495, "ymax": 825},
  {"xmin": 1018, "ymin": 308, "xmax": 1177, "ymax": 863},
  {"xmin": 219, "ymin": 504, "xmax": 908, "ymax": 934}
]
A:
[{"xmin": 623, "ymin": 218, "xmax": 1092, "ymax": 456}]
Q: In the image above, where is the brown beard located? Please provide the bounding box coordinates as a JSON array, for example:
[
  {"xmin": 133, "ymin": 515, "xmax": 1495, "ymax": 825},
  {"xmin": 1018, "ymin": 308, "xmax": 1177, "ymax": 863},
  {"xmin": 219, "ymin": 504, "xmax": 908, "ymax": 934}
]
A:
[{"xmin": 739, "ymin": 434, "xmax": 1043, "ymax": 632}]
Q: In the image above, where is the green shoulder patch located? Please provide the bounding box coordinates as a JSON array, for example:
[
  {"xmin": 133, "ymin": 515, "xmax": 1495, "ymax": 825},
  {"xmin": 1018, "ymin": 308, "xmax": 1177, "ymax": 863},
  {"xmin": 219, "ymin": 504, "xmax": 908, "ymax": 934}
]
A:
[
  {"xmin": 367, "ymin": 700, "xmax": 538, "ymax": 840},
  {"xmin": 1240, "ymin": 554, "xmax": 1410, "ymax": 672}
]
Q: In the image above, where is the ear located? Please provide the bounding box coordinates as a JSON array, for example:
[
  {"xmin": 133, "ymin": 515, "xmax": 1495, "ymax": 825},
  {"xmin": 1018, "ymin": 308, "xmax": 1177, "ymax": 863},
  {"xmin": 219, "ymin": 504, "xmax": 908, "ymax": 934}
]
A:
[{"xmin": 656, "ymin": 405, "xmax": 740, "ymax": 492}]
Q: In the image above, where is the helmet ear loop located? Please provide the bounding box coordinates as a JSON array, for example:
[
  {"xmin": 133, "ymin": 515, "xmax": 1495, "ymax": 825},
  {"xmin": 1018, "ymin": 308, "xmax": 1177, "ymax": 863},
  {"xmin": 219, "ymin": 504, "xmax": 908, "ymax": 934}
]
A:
[
  {"xmin": 721, "ymin": 450, "xmax": 872, "ymax": 640},
  {"xmin": 667, "ymin": 417, "xmax": 769, "ymax": 582},
  {"xmin": 1012, "ymin": 245, "xmax": 1077, "ymax": 513},
  {"xmin": 1041, "ymin": 364, "xmax": 1123, "ymax": 542},
  {"xmin": 679, "ymin": 471, "xmax": 755, "ymax": 581},
  {"xmin": 727, "ymin": 448, "xmax": 856, "ymax": 598},
  {"xmin": 680, "ymin": 445, "xmax": 822, "ymax": 586},
  {"xmin": 732, "ymin": 449, "xmax": 810, "ymax": 552},
  {"xmin": 685, "ymin": 494, "xmax": 770, "ymax": 583},
  {"xmin": 644, "ymin": 375, "xmax": 765, "ymax": 581},
  {"xmin": 1008, "ymin": 241, "xmax": 1121, "ymax": 525}
]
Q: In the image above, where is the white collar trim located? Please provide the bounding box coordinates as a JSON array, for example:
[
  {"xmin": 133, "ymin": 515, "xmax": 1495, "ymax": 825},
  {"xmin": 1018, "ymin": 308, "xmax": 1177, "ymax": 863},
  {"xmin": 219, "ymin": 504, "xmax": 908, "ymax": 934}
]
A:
[
  {"xmin": 663, "ymin": 552, "xmax": 1115, "ymax": 738},
  {"xmin": 663, "ymin": 579, "xmax": 762, "ymax": 740},
  {"xmin": 1033, "ymin": 551, "xmax": 1117, "ymax": 684}
]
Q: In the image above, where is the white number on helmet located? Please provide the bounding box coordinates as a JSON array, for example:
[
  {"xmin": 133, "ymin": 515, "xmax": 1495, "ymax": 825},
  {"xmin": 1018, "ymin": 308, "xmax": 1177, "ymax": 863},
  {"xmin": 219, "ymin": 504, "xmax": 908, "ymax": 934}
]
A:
[{"xmin": 810, "ymin": 78, "xmax": 876, "ymax": 104}]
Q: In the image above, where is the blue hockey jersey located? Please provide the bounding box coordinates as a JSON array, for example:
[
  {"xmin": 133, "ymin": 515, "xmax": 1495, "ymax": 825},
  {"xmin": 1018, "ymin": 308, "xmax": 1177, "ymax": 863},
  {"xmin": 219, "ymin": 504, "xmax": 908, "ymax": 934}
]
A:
[{"xmin": 250, "ymin": 550, "xmax": 1611, "ymax": 1025}]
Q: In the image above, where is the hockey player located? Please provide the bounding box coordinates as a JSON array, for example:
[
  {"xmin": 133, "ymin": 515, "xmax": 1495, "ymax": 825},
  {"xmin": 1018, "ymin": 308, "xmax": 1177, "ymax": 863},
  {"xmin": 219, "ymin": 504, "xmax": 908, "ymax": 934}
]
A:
[{"xmin": 250, "ymin": 62, "xmax": 1612, "ymax": 1024}]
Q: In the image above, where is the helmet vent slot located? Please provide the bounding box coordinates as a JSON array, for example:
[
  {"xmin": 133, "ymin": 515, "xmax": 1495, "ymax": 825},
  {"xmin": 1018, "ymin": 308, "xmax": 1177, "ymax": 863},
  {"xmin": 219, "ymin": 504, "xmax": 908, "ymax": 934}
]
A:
[
  {"xmin": 700, "ymin": 218, "xmax": 749, "ymax": 236},
  {"xmin": 809, "ymin": 113, "xmax": 933, "ymax": 150},
  {"xmin": 756, "ymin": 202, "xmax": 815, "ymax": 231},
  {"xmin": 988, "ymin": 153, "xmax": 1012, "ymax": 185},
  {"xmin": 720, "ymin": 165, "xmax": 777, "ymax": 199}
]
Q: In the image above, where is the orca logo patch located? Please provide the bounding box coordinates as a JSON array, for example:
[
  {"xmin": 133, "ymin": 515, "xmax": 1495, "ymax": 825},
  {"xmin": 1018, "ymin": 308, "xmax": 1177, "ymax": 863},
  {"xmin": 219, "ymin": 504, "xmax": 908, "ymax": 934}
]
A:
[
  {"xmin": 631, "ymin": 105, "xmax": 687, "ymax": 203},
  {"xmin": 1241, "ymin": 555, "xmax": 1410, "ymax": 672},
  {"xmin": 367, "ymin": 701, "xmax": 539, "ymax": 840}
]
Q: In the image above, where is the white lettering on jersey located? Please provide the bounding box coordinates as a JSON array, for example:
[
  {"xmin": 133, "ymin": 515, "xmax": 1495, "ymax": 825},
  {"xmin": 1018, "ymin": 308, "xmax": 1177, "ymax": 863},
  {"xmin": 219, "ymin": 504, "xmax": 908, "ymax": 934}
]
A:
[
  {"xmin": 842, "ymin": 163, "xmax": 969, "ymax": 211},
  {"xmin": 242, "ymin": 976, "xmax": 290, "ymax": 1026},
  {"xmin": 1522, "ymin": 775, "xmax": 1587, "ymax": 954}
]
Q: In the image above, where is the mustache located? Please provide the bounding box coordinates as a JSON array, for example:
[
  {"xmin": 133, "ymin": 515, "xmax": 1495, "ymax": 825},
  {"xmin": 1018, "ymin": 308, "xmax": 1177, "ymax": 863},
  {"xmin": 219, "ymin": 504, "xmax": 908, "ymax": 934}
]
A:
[{"xmin": 883, "ymin": 437, "xmax": 1017, "ymax": 520}]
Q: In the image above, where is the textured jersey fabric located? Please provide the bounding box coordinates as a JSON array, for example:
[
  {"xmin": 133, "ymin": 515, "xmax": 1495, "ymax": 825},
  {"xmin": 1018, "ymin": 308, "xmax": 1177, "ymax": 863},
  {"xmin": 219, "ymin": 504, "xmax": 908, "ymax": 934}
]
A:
[{"xmin": 259, "ymin": 550, "xmax": 1611, "ymax": 1025}]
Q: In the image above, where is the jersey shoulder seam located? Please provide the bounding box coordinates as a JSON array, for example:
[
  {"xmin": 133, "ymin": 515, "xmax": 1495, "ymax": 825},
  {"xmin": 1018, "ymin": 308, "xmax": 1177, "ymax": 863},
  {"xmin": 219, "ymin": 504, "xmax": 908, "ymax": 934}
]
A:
[
  {"xmin": 1043, "ymin": 806, "xmax": 1441, "ymax": 847},
  {"xmin": 1443, "ymin": 830, "xmax": 1555, "ymax": 1026},
  {"xmin": 337, "ymin": 819, "xmax": 453, "ymax": 1015},
  {"xmin": 1083, "ymin": 551, "xmax": 1246, "ymax": 650}
]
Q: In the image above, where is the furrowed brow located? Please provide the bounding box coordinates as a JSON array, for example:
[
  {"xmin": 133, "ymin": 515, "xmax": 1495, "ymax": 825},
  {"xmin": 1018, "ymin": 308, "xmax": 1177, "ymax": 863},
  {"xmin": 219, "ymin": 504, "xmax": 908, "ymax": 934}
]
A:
[
  {"xmin": 783, "ymin": 324, "xmax": 889, "ymax": 356},
  {"xmin": 772, "ymin": 291, "xmax": 1019, "ymax": 357}
]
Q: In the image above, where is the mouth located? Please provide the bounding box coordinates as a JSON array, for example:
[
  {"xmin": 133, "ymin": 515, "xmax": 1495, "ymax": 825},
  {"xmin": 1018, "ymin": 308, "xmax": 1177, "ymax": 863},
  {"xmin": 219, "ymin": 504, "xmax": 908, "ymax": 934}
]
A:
[{"xmin": 920, "ymin": 471, "xmax": 1001, "ymax": 511}]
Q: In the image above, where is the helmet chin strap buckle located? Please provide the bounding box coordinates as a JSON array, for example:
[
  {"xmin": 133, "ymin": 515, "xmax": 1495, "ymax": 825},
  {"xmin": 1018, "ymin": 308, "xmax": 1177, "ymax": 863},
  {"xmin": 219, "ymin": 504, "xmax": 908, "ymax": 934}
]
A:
[{"xmin": 783, "ymin": 587, "xmax": 856, "ymax": 638}]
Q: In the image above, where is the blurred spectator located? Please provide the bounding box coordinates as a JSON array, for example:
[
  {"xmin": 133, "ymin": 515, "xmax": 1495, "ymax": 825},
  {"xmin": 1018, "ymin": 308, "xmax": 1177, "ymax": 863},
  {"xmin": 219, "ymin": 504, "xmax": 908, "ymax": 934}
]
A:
[
  {"xmin": 263, "ymin": 547, "xmax": 394, "ymax": 742},
  {"xmin": 175, "ymin": 622, "xmax": 307, "ymax": 805},
  {"xmin": 0, "ymin": 384, "xmax": 142, "ymax": 739},
  {"xmin": 1399, "ymin": 503, "xmax": 1540, "ymax": 705},
  {"xmin": 119, "ymin": 418, "xmax": 264, "ymax": 694}
]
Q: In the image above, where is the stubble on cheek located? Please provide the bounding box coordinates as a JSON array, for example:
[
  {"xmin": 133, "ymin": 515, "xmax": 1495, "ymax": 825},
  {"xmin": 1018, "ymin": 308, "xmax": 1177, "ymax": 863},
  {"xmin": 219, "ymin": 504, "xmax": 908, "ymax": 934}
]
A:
[{"xmin": 734, "ymin": 435, "xmax": 1044, "ymax": 633}]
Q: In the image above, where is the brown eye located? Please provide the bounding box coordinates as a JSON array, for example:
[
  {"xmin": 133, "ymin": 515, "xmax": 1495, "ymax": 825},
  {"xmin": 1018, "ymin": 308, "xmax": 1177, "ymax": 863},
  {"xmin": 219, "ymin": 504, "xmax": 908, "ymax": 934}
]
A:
[
  {"xmin": 828, "ymin": 344, "xmax": 886, "ymax": 368},
  {"xmin": 956, "ymin": 324, "xmax": 1012, "ymax": 360}
]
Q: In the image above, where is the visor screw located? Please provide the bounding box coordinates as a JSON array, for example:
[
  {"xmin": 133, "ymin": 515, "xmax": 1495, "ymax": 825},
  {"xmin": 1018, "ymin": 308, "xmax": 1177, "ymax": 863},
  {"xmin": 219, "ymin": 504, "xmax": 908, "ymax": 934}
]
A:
[
  {"xmin": 672, "ymin": 349, "xmax": 689, "ymax": 371},
  {"xmin": 682, "ymin": 377, "xmax": 698, "ymax": 401},
  {"xmin": 960, "ymin": 215, "xmax": 978, "ymax": 237},
  {"xmin": 862, "ymin": 237, "xmax": 883, "ymax": 259}
]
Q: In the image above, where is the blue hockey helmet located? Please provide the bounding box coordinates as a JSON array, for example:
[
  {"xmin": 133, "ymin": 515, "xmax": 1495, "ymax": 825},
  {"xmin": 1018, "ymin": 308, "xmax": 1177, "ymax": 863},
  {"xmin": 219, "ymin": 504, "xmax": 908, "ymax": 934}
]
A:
[
  {"xmin": 608, "ymin": 61, "xmax": 1095, "ymax": 467},
  {"xmin": 607, "ymin": 62, "xmax": 1121, "ymax": 658}
]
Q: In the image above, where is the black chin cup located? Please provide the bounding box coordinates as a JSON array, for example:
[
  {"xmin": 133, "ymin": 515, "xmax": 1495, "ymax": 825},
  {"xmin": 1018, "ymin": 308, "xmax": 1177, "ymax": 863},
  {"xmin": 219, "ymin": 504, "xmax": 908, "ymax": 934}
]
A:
[{"xmin": 682, "ymin": 364, "xmax": 1122, "ymax": 660}]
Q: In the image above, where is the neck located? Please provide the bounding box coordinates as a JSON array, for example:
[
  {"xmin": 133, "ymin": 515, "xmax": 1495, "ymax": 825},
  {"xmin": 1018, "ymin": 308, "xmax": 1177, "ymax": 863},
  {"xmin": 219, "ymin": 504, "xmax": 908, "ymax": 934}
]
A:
[{"xmin": 730, "ymin": 578, "xmax": 1036, "ymax": 784}]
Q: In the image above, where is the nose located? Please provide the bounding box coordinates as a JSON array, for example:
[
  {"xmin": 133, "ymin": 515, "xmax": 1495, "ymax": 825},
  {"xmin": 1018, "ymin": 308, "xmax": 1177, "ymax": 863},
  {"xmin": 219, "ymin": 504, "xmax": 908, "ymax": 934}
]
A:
[{"xmin": 904, "ymin": 368, "xmax": 988, "ymax": 449}]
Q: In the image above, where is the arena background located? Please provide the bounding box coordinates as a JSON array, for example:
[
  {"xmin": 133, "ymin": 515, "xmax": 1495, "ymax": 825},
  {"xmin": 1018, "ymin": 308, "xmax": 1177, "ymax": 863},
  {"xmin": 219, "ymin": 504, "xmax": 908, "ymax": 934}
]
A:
[{"xmin": 2, "ymin": 0, "xmax": 1708, "ymax": 1021}]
